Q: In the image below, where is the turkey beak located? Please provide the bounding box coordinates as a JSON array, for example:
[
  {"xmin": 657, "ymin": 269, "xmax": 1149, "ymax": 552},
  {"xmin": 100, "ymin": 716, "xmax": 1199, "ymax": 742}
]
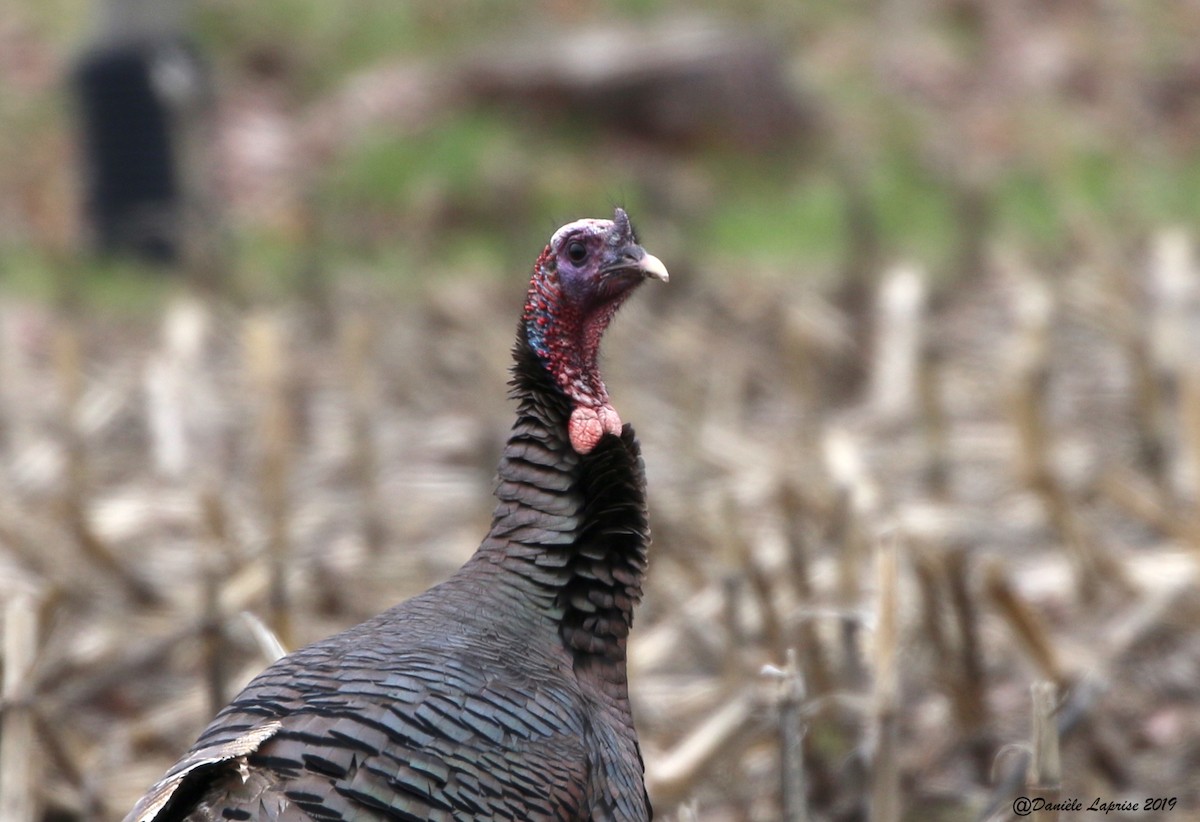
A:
[
  {"xmin": 637, "ymin": 252, "xmax": 670, "ymax": 283},
  {"xmin": 613, "ymin": 245, "xmax": 669, "ymax": 283}
]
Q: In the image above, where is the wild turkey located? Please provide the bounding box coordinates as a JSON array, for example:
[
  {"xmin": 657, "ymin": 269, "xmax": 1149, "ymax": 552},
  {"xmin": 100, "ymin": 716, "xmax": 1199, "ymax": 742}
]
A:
[{"xmin": 125, "ymin": 208, "xmax": 668, "ymax": 822}]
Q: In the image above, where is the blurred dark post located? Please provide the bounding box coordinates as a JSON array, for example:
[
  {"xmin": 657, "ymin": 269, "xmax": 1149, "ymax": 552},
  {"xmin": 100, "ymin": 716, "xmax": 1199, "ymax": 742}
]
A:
[{"xmin": 73, "ymin": 0, "xmax": 219, "ymax": 280}]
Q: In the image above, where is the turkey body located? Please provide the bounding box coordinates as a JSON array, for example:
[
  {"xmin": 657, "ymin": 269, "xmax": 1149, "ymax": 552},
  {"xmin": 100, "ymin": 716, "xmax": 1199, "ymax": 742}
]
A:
[
  {"xmin": 167, "ymin": 566, "xmax": 646, "ymax": 821},
  {"xmin": 125, "ymin": 212, "xmax": 665, "ymax": 822}
]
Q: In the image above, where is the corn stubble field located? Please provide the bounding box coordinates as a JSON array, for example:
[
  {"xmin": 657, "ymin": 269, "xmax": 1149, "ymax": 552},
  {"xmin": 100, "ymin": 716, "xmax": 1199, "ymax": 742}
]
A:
[
  {"xmin": 2, "ymin": 227, "xmax": 1199, "ymax": 821},
  {"xmin": 4, "ymin": 1, "xmax": 1200, "ymax": 818}
]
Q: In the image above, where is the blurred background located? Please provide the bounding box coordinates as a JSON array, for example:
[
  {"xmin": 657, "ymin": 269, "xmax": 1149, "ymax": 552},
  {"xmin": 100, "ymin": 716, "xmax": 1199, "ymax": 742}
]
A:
[{"xmin": 2, "ymin": 1, "xmax": 1200, "ymax": 820}]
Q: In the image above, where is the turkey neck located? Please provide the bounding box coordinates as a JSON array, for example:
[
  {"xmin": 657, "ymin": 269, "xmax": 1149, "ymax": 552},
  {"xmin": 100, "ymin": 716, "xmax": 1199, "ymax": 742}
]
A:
[{"xmin": 472, "ymin": 327, "xmax": 649, "ymax": 681}]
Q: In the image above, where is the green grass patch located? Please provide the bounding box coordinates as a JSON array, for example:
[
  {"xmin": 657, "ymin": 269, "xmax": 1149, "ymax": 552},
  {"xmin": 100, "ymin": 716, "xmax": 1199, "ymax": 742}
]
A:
[
  {"xmin": 0, "ymin": 246, "xmax": 176, "ymax": 313},
  {"xmin": 327, "ymin": 112, "xmax": 519, "ymax": 213},
  {"xmin": 866, "ymin": 147, "xmax": 956, "ymax": 264},
  {"xmin": 707, "ymin": 171, "xmax": 847, "ymax": 269}
]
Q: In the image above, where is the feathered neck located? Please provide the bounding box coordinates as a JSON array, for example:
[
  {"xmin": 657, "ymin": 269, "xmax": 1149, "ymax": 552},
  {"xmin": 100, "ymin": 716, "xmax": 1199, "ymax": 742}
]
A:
[{"xmin": 475, "ymin": 327, "xmax": 649, "ymax": 679}]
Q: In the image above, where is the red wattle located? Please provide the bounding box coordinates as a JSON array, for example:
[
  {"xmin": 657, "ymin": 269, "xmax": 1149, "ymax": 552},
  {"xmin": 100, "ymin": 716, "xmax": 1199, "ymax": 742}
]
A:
[{"xmin": 569, "ymin": 404, "xmax": 623, "ymax": 454}]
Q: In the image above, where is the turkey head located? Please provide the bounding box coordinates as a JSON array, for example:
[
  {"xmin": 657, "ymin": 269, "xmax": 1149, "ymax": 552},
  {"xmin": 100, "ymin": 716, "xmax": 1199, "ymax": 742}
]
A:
[{"xmin": 523, "ymin": 207, "xmax": 669, "ymax": 454}]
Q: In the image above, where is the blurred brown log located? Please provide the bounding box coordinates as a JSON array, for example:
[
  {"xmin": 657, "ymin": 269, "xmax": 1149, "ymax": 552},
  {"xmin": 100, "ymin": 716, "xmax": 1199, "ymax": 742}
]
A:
[{"xmin": 462, "ymin": 17, "xmax": 816, "ymax": 151}]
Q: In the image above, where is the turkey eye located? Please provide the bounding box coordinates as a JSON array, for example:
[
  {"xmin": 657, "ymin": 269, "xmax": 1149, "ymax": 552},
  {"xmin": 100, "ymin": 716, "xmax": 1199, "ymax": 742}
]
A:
[{"xmin": 567, "ymin": 241, "xmax": 588, "ymax": 264}]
